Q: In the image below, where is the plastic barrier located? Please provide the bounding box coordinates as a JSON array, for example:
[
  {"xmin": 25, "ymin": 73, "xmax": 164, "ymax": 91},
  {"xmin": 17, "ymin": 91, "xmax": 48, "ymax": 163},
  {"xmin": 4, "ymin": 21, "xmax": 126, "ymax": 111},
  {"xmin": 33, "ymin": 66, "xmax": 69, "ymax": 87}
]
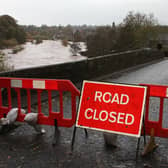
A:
[
  {"xmin": 0, "ymin": 77, "xmax": 80, "ymax": 127},
  {"xmin": 140, "ymin": 83, "xmax": 168, "ymax": 138}
]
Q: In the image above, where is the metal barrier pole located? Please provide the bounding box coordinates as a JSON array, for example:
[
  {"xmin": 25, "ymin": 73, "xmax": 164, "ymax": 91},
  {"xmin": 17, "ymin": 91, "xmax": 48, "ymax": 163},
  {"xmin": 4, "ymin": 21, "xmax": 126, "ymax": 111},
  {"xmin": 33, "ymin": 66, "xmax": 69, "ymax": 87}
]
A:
[{"xmin": 52, "ymin": 119, "xmax": 60, "ymax": 146}]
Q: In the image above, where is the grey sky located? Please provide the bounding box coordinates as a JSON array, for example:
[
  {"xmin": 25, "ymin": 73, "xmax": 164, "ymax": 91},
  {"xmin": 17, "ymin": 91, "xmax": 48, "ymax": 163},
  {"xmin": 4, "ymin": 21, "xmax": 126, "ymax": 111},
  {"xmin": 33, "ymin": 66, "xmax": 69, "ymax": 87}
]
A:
[{"xmin": 0, "ymin": 0, "xmax": 167, "ymax": 26}]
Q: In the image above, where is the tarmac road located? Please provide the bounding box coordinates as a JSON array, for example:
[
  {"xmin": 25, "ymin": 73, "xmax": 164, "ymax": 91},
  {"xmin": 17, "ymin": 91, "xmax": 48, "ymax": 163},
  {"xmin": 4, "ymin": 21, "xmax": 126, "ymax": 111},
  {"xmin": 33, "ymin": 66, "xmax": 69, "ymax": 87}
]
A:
[{"xmin": 1, "ymin": 58, "xmax": 168, "ymax": 168}]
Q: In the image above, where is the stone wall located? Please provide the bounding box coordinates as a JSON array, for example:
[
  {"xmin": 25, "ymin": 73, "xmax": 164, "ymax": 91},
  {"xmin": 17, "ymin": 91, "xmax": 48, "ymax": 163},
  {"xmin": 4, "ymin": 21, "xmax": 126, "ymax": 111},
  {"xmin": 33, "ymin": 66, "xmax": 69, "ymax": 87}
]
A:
[{"xmin": 0, "ymin": 49, "xmax": 164, "ymax": 82}]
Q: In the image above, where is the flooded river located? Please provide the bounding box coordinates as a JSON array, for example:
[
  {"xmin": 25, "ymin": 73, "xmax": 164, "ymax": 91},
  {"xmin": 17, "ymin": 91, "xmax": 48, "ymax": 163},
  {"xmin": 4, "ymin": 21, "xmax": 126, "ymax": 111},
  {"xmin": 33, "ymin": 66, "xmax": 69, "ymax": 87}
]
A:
[{"xmin": 3, "ymin": 40, "xmax": 86, "ymax": 70}]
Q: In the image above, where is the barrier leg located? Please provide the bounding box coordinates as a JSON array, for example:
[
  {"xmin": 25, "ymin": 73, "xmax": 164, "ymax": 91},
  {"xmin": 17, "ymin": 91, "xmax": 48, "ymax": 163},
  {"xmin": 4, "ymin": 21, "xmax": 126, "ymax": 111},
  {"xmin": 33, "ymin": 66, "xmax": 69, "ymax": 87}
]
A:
[
  {"xmin": 52, "ymin": 119, "xmax": 60, "ymax": 146},
  {"xmin": 0, "ymin": 125, "xmax": 10, "ymax": 134},
  {"xmin": 141, "ymin": 128, "xmax": 158, "ymax": 156},
  {"xmin": 0, "ymin": 114, "xmax": 19, "ymax": 134},
  {"xmin": 0, "ymin": 124, "xmax": 20, "ymax": 134},
  {"xmin": 136, "ymin": 137, "xmax": 141, "ymax": 160},
  {"xmin": 84, "ymin": 128, "xmax": 88, "ymax": 138},
  {"xmin": 143, "ymin": 116, "xmax": 146, "ymax": 146},
  {"xmin": 71, "ymin": 126, "xmax": 77, "ymax": 151}
]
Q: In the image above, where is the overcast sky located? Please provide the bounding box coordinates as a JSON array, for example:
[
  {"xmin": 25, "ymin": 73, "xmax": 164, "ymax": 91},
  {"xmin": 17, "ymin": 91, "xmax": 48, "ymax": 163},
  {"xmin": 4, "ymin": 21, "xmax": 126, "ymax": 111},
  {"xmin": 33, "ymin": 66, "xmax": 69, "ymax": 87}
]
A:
[{"xmin": 0, "ymin": 0, "xmax": 167, "ymax": 26}]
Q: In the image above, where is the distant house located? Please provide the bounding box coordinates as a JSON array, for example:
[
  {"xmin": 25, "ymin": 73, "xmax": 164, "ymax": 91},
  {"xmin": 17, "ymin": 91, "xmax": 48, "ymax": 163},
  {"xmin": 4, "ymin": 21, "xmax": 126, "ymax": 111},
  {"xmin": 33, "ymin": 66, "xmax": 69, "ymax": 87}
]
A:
[
  {"xmin": 158, "ymin": 33, "xmax": 168, "ymax": 45},
  {"xmin": 149, "ymin": 33, "xmax": 168, "ymax": 48}
]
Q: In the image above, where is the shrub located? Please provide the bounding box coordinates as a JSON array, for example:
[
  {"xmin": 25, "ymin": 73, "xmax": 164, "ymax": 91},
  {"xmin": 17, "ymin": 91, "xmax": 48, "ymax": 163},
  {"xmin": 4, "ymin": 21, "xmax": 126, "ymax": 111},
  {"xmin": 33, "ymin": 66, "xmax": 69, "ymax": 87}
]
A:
[
  {"xmin": 35, "ymin": 37, "xmax": 43, "ymax": 44},
  {"xmin": 1, "ymin": 39, "xmax": 18, "ymax": 48},
  {"xmin": 61, "ymin": 39, "xmax": 68, "ymax": 47},
  {"xmin": 0, "ymin": 51, "xmax": 5, "ymax": 57},
  {"xmin": 12, "ymin": 45, "xmax": 24, "ymax": 54}
]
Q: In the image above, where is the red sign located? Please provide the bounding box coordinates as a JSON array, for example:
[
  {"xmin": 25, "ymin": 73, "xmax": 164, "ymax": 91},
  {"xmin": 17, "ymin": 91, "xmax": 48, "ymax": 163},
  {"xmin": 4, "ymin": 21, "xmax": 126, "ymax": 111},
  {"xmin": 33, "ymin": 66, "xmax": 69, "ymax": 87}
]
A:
[{"xmin": 76, "ymin": 81, "xmax": 147, "ymax": 137}]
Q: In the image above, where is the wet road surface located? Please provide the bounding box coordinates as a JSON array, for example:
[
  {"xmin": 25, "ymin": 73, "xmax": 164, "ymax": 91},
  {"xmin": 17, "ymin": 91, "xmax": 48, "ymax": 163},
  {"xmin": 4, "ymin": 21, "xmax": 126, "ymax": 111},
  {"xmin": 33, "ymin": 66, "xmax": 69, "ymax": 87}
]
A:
[{"xmin": 1, "ymin": 59, "xmax": 168, "ymax": 168}]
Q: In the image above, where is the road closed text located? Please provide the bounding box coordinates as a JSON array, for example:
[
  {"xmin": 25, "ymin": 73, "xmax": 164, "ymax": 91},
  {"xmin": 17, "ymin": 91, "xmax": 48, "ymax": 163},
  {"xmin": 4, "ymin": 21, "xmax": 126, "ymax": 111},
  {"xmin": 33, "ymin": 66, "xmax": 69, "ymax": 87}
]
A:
[
  {"xmin": 81, "ymin": 91, "xmax": 135, "ymax": 125},
  {"xmin": 84, "ymin": 108, "xmax": 134, "ymax": 125},
  {"xmin": 83, "ymin": 91, "xmax": 134, "ymax": 125}
]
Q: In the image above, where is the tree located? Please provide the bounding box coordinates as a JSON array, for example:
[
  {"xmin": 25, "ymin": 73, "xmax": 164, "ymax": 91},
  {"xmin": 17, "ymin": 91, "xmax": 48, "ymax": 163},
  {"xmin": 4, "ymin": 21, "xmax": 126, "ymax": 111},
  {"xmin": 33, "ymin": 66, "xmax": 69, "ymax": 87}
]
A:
[
  {"xmin": 86, "ymin": 25, "xmax": 117, "ymax": 57},
  {"xmin": 116, "ymin": 11, "xmax": 158, "ymax": 50},
  {"xmin": 0, "ymin": 15, "xmax": 26, "ymax": 48}
]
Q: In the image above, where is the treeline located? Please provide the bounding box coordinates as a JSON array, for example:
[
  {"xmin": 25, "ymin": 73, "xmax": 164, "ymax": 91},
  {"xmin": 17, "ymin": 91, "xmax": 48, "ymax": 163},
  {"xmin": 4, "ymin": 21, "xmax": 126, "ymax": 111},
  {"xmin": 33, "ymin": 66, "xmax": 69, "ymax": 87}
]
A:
[
  {"xmin": 86, "ymin": 12, "xmax": 165, "ymax": 57},
  {"xmin": 1, "ymin": 12, "xmax": 168, "ymax": 57},
  {"xmin": 0, "ymin": 15, "xmax": 26, "ymax": 49},
  {"xmin": 23, "ymin": 11, "xmax": 168, "ymax": 57},
  {"xmin": 23, "ymin": 24, "xmax": 96, "ymax": 43}
]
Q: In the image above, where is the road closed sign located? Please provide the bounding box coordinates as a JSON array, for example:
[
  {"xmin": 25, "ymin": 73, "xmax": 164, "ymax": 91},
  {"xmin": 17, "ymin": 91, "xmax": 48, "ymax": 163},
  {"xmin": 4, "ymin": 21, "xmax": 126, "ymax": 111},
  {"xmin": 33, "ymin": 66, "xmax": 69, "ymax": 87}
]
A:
[{"xmin": 76, "ymin": 81, "xmax": 147, "ymax": 137}]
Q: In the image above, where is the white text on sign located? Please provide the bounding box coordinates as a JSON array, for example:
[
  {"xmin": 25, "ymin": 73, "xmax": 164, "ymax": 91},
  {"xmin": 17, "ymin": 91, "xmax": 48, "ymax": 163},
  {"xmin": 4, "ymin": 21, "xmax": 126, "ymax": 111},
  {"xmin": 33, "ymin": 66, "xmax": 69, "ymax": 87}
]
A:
[
  {"xmin": 84, "ymin": 108, "xmax": 134, "ymax": 125},
  {"xmin": 94, "ymin": 91, "xmax": 129, "ymax": 104},
  {"xmin": 84, "ymin": 91, "xmax": 134, "ymax": 125}
]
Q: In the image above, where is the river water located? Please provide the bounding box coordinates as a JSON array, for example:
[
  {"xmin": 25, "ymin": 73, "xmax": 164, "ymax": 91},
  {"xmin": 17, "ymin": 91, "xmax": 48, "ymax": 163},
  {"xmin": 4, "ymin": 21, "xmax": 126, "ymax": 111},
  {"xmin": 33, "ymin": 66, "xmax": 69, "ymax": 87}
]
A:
[{"xmin": 3, "ymin": 40, "xmax": 87, "ymax": 70}]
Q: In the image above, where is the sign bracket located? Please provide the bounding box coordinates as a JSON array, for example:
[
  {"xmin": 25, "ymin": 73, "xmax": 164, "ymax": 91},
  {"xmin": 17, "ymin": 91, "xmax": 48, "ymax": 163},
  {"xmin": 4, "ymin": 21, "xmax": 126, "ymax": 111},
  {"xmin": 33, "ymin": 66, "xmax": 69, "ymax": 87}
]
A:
[
  {"xmin": 136, "ymin": 115, "xmax": 146, "ymax": 159},
  {"xmin": 71, "ymin": 126, "xmax": 88, "ymax": 151}
]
